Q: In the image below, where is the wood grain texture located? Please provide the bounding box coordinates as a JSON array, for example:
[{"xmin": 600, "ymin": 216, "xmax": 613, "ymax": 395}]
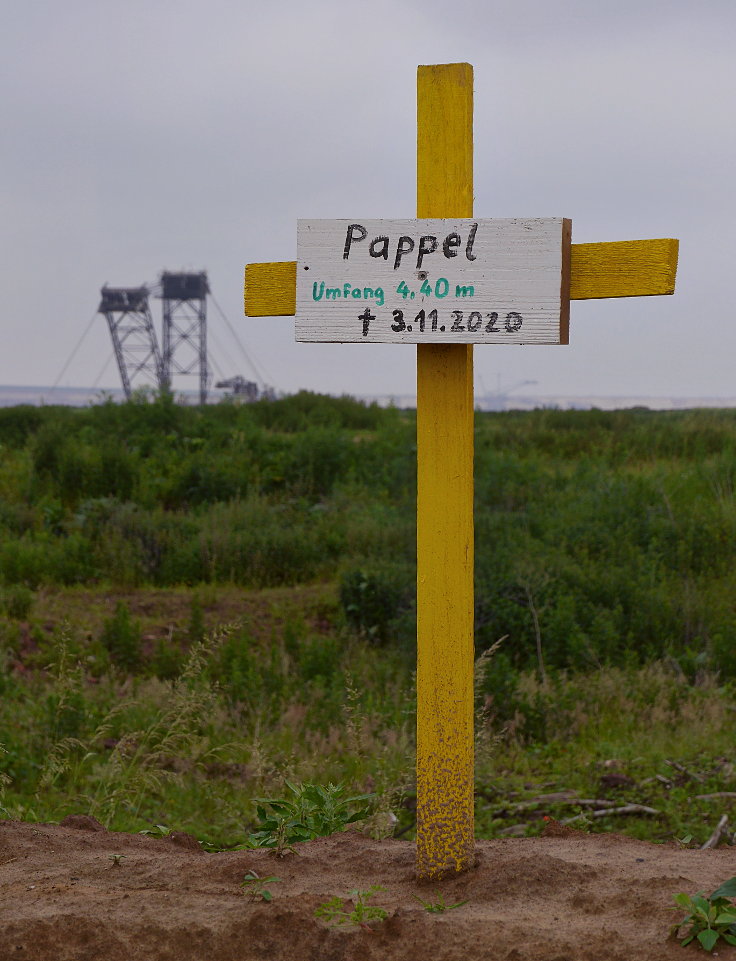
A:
[
  {"xmin": 417, "ymin": 63, "xmax": 473, "ymax": 219},
  {"xmin": 243, "ymin": 261, "xmax": 296, "ymax": 316},
  {"xmin": 570, "ymin": 238, "xmax": 678, "ymax": 300},
  {"xmin": 416, "ymin": 342, "xmax": 475, "ymax": 881},
  {"xmin": 295, "ymin": 218, "xmax": 570, "ymax": 344},
  {"xmin": 415, "ymin": 63, "xmax": 475, "ymax": 881},
  {"xmin": 244, "ymin": 238, "xmax": 678, "ymax": 317},
  {"xmin": 559, "ymin": 218, "xmax": 572, "ymax": 345}
]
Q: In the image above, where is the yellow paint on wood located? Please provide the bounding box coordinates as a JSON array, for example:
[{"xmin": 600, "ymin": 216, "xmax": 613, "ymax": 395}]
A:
[
  {"xmin": 417, "ymin": 63, "xmax": 474, "ymax": 219},
  {"xmin": 239, "ymin": 58, "xmax": 680, "ymax": 889},
  {"xmin": 244, "ymin": 261, "xmax": 296, "ymax": 316},
  {"xmin": 570, "ymin": 238, "xmax": 678, "ymax": 300},
  {"xmin": 416, "ymin": 342, "xmax": 475, "ymax": 879},
  {"xmin": 415, "ymin": 63, "xmax": 475, "ymax": 880},
  {"xmin": 243, "ymin": 238, "xmax": 678, "ymax": 317}
]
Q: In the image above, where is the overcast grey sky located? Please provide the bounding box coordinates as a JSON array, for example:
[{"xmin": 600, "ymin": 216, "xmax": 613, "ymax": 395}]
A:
[{"xmin": 2, "ymin": 0, "xmax": 735, "ymax": 400}]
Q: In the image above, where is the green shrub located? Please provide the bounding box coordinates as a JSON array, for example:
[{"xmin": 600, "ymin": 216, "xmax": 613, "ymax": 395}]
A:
[
  {"xmin": 100, "ymin": 602, "xmax": 142, "ymax": 672},
  {"xmin": 151, "ymin": 635, "xmax": 185, "ymax": 680},
  {"xmin": 214, "ymin": 629, "xmax": 270, "ymax": 705},
  {"xmin": 0, "ymin": 585, "xmax": 34, "ymax": 620},
  {"xmin": 246, "ymin": 781, "xmax": 375, "ymax": 848},
  {"xmin": 0, "ymin": 406, "xmax": 45, "ymax": 448},
  {"xmin": 296, "ymin": 634, "xmax": 341, "ymax": 685},
  {"xmin": 188, "ymin": 594, "xmax": 206, "ymax": 644},
  {"xmin": 8, "ymin": 397, "xmax": 736, "ymax": 684},
  {"xmin": 31, "ymin": 420, "xmax": 69, "ymax": 479},
  {"xmin": 0, "ymin": 532, "xmax": 97, "ymax": 587},
  {"xmin": 249, "ymin": 391, "xmax": 389, "ymax": 433},
  {"xmin": 339, "ymin": 563, "xmax": 413, "ymax": 644}
]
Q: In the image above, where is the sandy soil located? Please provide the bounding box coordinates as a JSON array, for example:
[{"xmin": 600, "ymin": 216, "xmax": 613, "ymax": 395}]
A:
[{"xmin": 2, "ymin": 818, "xmax": 736, "ymax": 961}]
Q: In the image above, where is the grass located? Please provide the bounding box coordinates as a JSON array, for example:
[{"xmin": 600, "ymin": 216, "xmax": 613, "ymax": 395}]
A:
[
  {"xmin": 3, "ymin": 396, "xmax": 736, "ymax": 849},
  {"xmin": 474, "ymin": 662, "xmax": 736, "ymax": 844},
  {"xmin": 413, "ymin": 892, "xmax": 468, "ymax": 913},
  {"xmin": 0, "ymin": 603, "xmax": 414, "ymax": 846},
  {"xmin": 5, "ymin": 398, "xmax": 736, "ymax": 679},
  {"xmin": 2, "ymin": 599, "xmax": 736, "ymax": 850}
]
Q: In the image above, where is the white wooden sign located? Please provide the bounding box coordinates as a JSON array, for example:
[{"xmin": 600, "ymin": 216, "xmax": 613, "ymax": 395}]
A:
[{"xmin": 295, "ymin": 218, "xmax": 571, "ymax": 344}]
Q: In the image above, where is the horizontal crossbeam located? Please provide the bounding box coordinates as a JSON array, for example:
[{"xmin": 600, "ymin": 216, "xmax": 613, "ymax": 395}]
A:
[
  {"xmin": 243, "ymin": 238, "xmax": 678, "ymax": 316},
  {"xmin": 569, "ymin": 238, "xmax": 679, "ymax": 301}
]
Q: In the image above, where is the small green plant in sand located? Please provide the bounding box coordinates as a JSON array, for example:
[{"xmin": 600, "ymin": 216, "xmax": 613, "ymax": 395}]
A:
[
  {"xmin": 672, "ymin": 877, "xmax": 736, "ymax": 952},
  {"xmin": 672, "ymin": 833, "xmax": 694, "ymax": 849},
  {"xmin": 139, "ymin": 824, "xmax": 172, "ymax": 838},
  {"xmin": 240, "ymin": 870, "xmax": 281, "ymax": 902},
  {"xmin": 245, "ymin": 781, "xmax": 375, "ymax": 852},
  {"xmin": 108, "ymin": 854, "xmax": 126, "ymax": 867},
  {"xmin": 315, "ymin": 885, "xmax": 388, "ymax": 927},
  {"xmin": 412, "ymin": 892, "xmax": 468, "ymax": 913}
]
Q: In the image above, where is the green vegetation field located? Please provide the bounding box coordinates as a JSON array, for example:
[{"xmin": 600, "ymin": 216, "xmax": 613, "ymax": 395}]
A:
[{"xmin": 2, "ymin": 392, "xmax": 736, "ymax": 849}]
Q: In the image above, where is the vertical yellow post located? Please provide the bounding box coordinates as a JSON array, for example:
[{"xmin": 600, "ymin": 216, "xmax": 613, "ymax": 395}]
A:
[{"xmin": 415, "ymin": 63, "xmax": 475, "ymax": 879}]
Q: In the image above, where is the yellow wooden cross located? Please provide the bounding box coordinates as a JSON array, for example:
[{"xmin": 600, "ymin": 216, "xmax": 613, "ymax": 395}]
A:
[{"xmin": 243, "ymin": 62, "xmax": 678, "ymax": 880}]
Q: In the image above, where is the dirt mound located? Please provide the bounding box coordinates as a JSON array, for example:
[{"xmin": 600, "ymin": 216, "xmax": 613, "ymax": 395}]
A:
[{"xmin": 1, "ymin": 818, "xmax": 734, "ymax": 960}]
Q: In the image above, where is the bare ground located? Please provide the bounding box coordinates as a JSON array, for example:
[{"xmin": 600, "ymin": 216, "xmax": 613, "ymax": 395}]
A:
[
  {"xmin": 31, "ymin": 584, "xmax": 337, "ymax": 643},
  {"xmin": 2, "ymin": 818, "xmax": 736, "ymax": 961}
]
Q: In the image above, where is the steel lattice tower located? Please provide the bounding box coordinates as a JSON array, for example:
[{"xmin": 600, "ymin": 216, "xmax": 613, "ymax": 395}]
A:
[
  {"xmin": 98, "ymin": 286, "xmax": 164, "ymax": 400},
  {"xmin": 159, "ymin": 272, "xmax": 209, "ymax": 404}
]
